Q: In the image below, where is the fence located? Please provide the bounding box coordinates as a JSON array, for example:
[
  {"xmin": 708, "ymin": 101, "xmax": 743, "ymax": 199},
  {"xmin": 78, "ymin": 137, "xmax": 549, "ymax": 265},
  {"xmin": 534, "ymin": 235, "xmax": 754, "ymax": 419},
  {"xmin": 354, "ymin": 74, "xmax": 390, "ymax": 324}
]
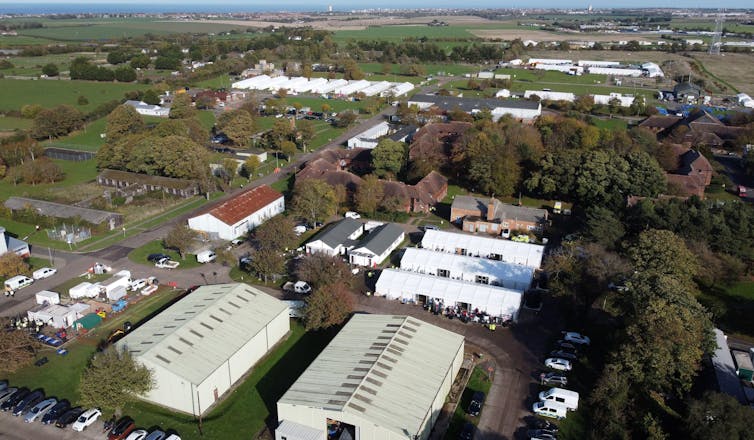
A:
[
  {"xmin": 46, "ymin": 224, "xmax": 92, "ymax": 243},
  {"xmin": 44, "ymin": 147, "xmax": 96, "ymax": 161}
]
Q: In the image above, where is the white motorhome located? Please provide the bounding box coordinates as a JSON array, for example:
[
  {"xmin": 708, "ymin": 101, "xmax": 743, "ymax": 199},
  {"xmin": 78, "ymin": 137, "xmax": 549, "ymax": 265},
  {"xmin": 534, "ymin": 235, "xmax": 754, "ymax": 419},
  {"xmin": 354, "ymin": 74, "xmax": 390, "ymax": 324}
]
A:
[
  {"xmin": 538, "ymin": 387, "xmax": 579, "ymax": 410},
  {"xmin": 4, "ymin": 275, "xmax": 33, "ymax": 292},
  {"xmin": 532, "ymin": 401, "xmax": 568, "ymax": 420},
  {"xmin": 196, "ymin": 250, "xmax": 216, "ymax": 263}
]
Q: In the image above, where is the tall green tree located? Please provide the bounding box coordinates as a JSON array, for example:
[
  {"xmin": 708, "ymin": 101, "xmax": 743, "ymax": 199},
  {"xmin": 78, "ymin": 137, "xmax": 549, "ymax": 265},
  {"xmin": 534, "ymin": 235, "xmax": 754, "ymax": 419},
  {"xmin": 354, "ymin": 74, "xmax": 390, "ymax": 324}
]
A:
[
  {"xmin": 169, "ymin": 93, "xmax": 195, "ymax": 119},
  {"xmin": 628, "ymin": 229, "xmax": 697, "ymax": 282},
  {"xmin": 371, "ymin": 139, "xmax": 406, "ymax": 178},
  {"xmin": 217, "ymin": 109, "xmax": 256, "ymax": 147},
  {"xmin": 291, "ymin": 179, "xmax": 337, "ymax": 224},
  {"xmin": 106, "ymin": 105, "xmax": 145, "ymax": 141},
  {"xmin": 685, "ymin": 392, "xmax": 754, "ymax": 440},
  {"xmin": 163, "ymin": 225, "xmax": 198, "ymax": 259},
  {"xmin": 249, "ymin": 248, "xmax": 285, "ymax": 283},
  {"xmin": 254, "ymin": 216, "xmax": 297, "ymax": 252},
  {"xmin": 79, "ymin": 347, "xmax": 153, "ymax": 414},
  {"xmin": 355, "ymin": 174, "xmax": 384, "ymax": 215}
]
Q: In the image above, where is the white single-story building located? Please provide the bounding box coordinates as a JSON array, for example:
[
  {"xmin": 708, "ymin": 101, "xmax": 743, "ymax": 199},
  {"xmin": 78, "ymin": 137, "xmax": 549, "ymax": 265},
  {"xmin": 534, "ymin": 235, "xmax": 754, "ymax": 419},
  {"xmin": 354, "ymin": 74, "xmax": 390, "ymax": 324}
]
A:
[
  {"xmin": 276, "ymin": 314, "xmax": 464, "ymax": 440},
  {"xmin": 524, "ymin": 90, "xmax": 576, "ymax": 102},
  {"xmin": 408, "ymin": 94, "xmax": 541, "ymax": 121},
  {"xmin": 349, "ymin": 223, "xmax": 405, "ymax": 267},
  {"xmin": 188, "ymin": 184, "xmax": 284, "ymax": 241},
  {"xmin": 124, "ymin": 100, "xmax": 170, "ymax": 117},
  {"xmin": 346, "ymin": 121, "xmax": 390, "ymax": 149},
  {"xmin": 420, "ymin": 229, "xmax": 544, "ymax": 269},
  {"xmin": 117, "ymin": 283, "xmax": 290, "ymax": 415},
  {"xmin": 400, "ymin": 247, "xmax": 534, "ymax": 291},
  {"xmin": 0, "ymin": 226, "xmax": 30, "ymax": 258},
  {"xmin": 592, "ymin": 93, "xmax": 635, "ymax": 107},
  {"xmin": 305, "ymin": 218, "xmax": 364, "ymax": 256},
  {"xmin": 375, "ymin": 269, "xmax": 523, "ymax": 320},
  {"xmin": 27, "ymin": 304, "xmax": 80, "ymax": 328}
]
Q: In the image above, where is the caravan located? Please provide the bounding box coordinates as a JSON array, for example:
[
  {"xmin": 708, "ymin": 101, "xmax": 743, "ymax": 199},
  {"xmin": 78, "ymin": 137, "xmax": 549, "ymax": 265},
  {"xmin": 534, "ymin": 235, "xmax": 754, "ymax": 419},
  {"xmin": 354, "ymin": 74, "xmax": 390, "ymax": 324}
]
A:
[{"xmin": 538, "ymin": 387, "xmax": 579, "ymax": 410}]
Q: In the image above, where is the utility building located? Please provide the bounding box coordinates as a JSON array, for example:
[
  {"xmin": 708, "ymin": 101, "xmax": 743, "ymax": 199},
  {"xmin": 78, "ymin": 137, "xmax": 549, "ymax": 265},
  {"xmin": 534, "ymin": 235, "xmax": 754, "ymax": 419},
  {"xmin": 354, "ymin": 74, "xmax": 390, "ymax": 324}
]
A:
[
  {"xmin": 117, "ymin": 284, "xmax": 289, "ymax": 415},
  {"xmin": 276, "ymin": 314, "xmax": 464, "ymax": 440}
]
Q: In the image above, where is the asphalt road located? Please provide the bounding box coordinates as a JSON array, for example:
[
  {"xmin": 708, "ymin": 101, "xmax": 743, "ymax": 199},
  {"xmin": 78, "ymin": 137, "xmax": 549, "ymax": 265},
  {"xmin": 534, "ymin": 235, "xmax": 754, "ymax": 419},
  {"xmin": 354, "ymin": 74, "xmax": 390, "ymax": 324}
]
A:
[{"xmin": 0, "ymin": 409, "xmax": 104, "ymax": 440}]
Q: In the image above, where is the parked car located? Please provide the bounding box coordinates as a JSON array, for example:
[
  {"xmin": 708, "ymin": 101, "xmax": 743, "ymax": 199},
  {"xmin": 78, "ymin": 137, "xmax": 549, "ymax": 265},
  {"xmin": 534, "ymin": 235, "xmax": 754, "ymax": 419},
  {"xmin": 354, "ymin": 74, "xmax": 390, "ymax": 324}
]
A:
[
  {"xmin": 55, "ymin": 407, "xmax": 84, "ymax": 428},
  {"xmin": 344, "ymin": 211, "xmax": 361, "ymax": 219},
  {"xmin": 458, "ymin": 422, "xmax": 475, "ymax": 440},
  {"xmin": 128, "ymin": 279, "xmax": 147, "ymax": 292},
  {"xmin": 544, "ymin": 358, "xmax": 572, "ymax": 372},
  {"xmin": 72, "ymin": 407, "xmax": 102, "ymax": 431},
  {"xmin": 147, "ymin": 253, "xmax": 170, "ymax": 263},
  {"xmin": 549, "ymin": 350, "xmax": 578, "ymax": 361},
  {"xmin": 13, "ymin": 389, "xmax": 44, "ymax": 416},
  {"xmin": 1, "ymin": 387, "xmax": 28, "ymax": 411},
  {"xmin": 555, "ymin": 340, "xmax": 580, "ymax": 352},
  {"xmin": 0, "ymin": 387, "xmax": 18, "ymax": 406},
  {"xmin": 41, "ymin": 399, "xmax": 70, "ymax": 424},
  {"xmin": 24, "ymin": 397, "xmax": 57, "ymax": 423},
  {"xmin": 528, "ymin": 429, "xmax": 558, "ymax": 440},
  {"xmin": 422, "ymin": 225, "xmax": 440, "ymax": 231},
  {"xmin": 466, "ymin": 391, "xmax": 485, "ymax": 417},
  {"xmin": 164, "ymin": 434, "xmax": 181, "ymax": 440},
  {"xmin": 540, "ymin": 372, "xmax": 568, "ymax": 387},
  {"xmin": 108, "ymin": 416, "xmax": 136, "ymax": 440},
  {"xmin": 32, "ymin": 267, "xmax": 57, "ymax": 280},
  {"xmin": 230, "ymin": 239, "xmax": 244, "ymax": 247},
  {"xmin": 529, "ymin": 419, "xmax": 559, "ymax": 433},
  {"xmin": 145, "ymin": 430, "xmax": 167, "ymax": 440},
  {"xmin": 196, "ymin": 250, "xmax": 216, "ymax": 264},
  {"xmin": 562, "ymin": 331, "xmax": 590, "ymax": 346},
  {"xmin": 126, "ymin": 429, "xmax": 149, "ymax": 440},
  {"xmin": 0, "ymin": 380, "xmax": 6, "ymax": 392}
]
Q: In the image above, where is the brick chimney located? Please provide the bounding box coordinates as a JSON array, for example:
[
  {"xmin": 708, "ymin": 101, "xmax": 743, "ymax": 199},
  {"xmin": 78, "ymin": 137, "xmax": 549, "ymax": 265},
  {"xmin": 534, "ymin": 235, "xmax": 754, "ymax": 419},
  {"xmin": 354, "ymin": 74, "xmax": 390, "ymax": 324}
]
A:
[{"xmin": 487, "ymin": 198, "xmax": 496, "ymax": 222}]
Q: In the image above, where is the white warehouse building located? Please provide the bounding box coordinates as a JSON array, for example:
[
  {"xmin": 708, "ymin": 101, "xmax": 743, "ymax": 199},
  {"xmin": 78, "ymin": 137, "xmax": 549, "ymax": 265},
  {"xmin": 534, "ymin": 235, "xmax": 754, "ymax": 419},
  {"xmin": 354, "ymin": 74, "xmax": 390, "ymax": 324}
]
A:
[
  {"xmin": 592, "ymin": 93, "xmax": 635, "ymax": 107},
  {"xmin": 400, "ymin": 247, "xmax": 534, "ymax": 291},
  {"xmin": 524, "ymin": 90, "xmax": 576, "ymax": 102},
  {"xmin": 347, "ymin": 121, "xmax": 390, "ymax": 149},
  {"xmin": 420, "ymin": 229, "xmax": 544, "ymax": 268},
  {"xmin": 275, "ymin": 314, "xmax": 464, "ymax": 440},
  {"xmin": 586, "ymin": 67, "xmax": 643, "ymax": 77},
  {"xmin": 188, "ymin": 184, "xmax": 284, "ymax": 240},
  {"xmin": 375, "ymin": 269, "xmax": 524, "ymax": 320},
  {"xmin": 117, "ymin": 284, "xmax": 290, "ymax": 415}
]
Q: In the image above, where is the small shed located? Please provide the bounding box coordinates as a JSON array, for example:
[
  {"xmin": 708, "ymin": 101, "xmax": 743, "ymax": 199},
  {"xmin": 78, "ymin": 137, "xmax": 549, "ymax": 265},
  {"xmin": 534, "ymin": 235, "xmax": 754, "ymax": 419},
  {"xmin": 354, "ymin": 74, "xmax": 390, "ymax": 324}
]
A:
[
  {"xmin": 35, "ymin": 290, "xmax": 60, "ymax": 305},
  {"xmin": 73, "ymin": 313, "xmax": 102, "ymax": 332},
  {"xmin": 99, "ymin": 270, "xmax": 131, "ymax": 301},
  {"xmin": 70, "ymin": 282, "xmax": 100, "ymax": 299}
]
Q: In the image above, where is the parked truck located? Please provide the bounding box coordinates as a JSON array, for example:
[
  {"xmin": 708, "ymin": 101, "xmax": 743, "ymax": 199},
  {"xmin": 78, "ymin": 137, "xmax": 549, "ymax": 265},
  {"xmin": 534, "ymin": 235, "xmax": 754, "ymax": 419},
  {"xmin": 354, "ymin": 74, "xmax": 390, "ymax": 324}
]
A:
[
  {"xmin": 155, "ymin": 258, "xmax": 180, "ymax": 269},
  {"xmin": 283, "ymin": 281, "xmax": 312, "ymax": 294}
]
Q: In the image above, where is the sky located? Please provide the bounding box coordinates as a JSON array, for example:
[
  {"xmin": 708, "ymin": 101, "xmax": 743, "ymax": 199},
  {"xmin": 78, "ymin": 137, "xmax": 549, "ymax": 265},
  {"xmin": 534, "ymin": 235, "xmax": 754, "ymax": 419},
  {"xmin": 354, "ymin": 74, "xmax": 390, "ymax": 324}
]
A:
[{"xmin": 1, "ymin": 0, "xmax": 752, "ymax": 9}]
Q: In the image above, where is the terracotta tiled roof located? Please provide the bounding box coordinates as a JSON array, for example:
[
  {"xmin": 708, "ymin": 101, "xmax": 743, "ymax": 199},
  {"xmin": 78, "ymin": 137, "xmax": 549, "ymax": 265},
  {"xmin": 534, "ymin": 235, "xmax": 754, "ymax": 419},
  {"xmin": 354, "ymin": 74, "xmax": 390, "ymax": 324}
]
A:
[
  {"xmin": 639, "ymin": 115, "xmax": 682, "ymax": 130},
  {"xmin": 666, "ymin": 173, "xmax": 706, "ymax": 199},
  {"xmin": 203, "ymin": 185, "xmax": 282, "ymax": 225}
]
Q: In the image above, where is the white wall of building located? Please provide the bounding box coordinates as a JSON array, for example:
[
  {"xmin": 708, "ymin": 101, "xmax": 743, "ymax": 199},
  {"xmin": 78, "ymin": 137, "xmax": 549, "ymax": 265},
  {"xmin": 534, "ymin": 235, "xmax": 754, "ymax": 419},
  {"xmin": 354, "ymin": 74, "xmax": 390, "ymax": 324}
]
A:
[{"xmin": 188, "ymin": 196, "xmax": 284, "ymax": 240}]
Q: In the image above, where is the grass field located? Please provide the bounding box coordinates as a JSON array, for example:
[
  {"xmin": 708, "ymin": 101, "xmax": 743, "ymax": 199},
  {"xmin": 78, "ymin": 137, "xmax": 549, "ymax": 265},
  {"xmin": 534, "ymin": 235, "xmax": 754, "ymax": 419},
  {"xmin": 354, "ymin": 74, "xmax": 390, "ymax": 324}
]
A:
[
  {"xmin": 127, "ymin": 240, "xmax": 203, "ymax": 270},
  {"xmin": 17, "ymin": 20, "xmax": 247, "ymax": 41},
  {"xmin": 589, "ymin": 118, "xmax": 629, "ymax": 130},
  {"xmin": 0, "ymin": 158, "xmax": 98, "ymax": 201},
  {"xmin": 700, "ymin": 281, "xmax": 754, "ymax": 339},
  {"xmin": 286, "ymin": 96, "xmax": 364, "ymax": 113},
  {"xmin": 46, "ymin": 117, "xmax": 107, "ymax": 151},
  {"xmin": 444, "ymin": 366, "xmax": 494, "ymax": 439},
  {"xmin": 0, "ymin": 78, "xmax": 146, "ymax": 112},
  {"xmin": 360, "ymin": 62, "xmax": 477, "ymax": 77},
  {"xmin": 0, "ymin": 52, "xmax": 105, "ymax": 77},
  {"xmin": 193, "ymin": 73, "xmax": 232, "ymax": 89},
  {"xmin": 334, "ymin": 25, "xmax": 478, "ymax": 43},
  {"xmin": 0, "ymin": 116, "xmax": 32, "ymax": 131},
  {"xmin": 0, "ymin": 35, "xmax": 55, "ymax": 46}
]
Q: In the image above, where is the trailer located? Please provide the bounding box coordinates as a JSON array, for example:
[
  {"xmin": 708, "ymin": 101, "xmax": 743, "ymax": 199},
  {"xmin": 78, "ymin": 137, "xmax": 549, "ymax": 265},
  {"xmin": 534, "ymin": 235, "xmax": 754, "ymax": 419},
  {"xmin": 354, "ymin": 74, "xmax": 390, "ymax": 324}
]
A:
[{"xmin": 733, "ymin": 350, "xmax": 754, "ymax": 381}]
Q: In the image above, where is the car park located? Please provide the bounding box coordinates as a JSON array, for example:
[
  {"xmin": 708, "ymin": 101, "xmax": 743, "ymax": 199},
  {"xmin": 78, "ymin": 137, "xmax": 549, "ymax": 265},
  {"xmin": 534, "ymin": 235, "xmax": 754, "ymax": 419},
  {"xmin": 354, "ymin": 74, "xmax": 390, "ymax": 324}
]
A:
[
  {"xmin": 458, "ymin": 422, "xmax": 475, "ymax": 440},
  {"xmin": 532, "ymin": 401, "xmax": 568, "ymax": 420},
  {"xmin": 544, "ymin": 358, "xmax": 572, "ymax": 371},
  {"xmin": 1, "ymin": 387, "xmax": 28, "ymax": 411},
  {"xmin": 126, "ymin": 429, "xmax": 149, "ymax": 440},
  {"xmin": 108, "ymin": 416, "xmax": 136, "ymax": 440},
  {"xmin": 549, "ymin": 350, "xmax": 578, "ymax": 361},
  {"xmin": 55, "ymin": 407, "xmax": 84, "ymax": 428},
  {"xmin": 13, "ymin": 389, "xmax": 44, "ymax": 416},
  {"xmin": 145, "ymin": 430, "xmax": 167, "ymax": 440},
  {"xmin": 0, "ymin": 387, "xmax": 18, "ymax": 406},
  {"xmin": 41, "ymin": 399, "xmax": 70, "ymax": 424},
  {"xmin": 24, "ymin": 397, "xmax": 57, "ymax": 423},
  {"xmin": 72, "ymin": 407, "xmax": 102, "ymax": 431},
  {"xmin": 32, "ymin": 267, "xmax": 57, "ymax": 280},
  {"xmin": 466, "ymin": 391, "xmax": 485, "ymax": 417},
  {"xmin": 562, "ymin": 331, "xmax": 590, "ymax": 346}
]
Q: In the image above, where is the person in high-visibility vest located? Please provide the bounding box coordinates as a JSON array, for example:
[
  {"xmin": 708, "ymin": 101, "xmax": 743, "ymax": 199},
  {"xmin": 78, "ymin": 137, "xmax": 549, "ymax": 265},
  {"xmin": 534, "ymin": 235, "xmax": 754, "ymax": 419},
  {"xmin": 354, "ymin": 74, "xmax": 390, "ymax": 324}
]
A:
[{"xmin": 489, "ymin": 324, "xmax": 496, "ymax": 332}]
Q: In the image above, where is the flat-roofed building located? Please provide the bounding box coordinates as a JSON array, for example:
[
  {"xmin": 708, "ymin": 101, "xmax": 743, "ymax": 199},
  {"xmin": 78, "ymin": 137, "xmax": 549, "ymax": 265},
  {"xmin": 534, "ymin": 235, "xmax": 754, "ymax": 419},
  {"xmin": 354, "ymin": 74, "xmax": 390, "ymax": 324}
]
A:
[{"xmin": 276, "ymin": 314, "xmax": 464, "ymax": 440}]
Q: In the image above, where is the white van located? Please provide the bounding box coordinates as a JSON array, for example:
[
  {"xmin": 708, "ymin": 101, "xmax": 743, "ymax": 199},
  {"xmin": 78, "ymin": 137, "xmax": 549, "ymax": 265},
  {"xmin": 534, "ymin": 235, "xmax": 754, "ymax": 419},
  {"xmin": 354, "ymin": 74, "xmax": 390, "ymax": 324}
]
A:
[
  {"xmin": 196, "ymin": 250, "xmax": 216, "ymax": 263},
  {"xmin": 4, "ymin": 275, "xmax": 34, "ymax": 292},
  {"xmin": 532, "ymin": 401, "xmax": 568, "ymax": 420},
  {"xmin": 538, "ymin": 387, "xmax": 579, "ymax": 411}
]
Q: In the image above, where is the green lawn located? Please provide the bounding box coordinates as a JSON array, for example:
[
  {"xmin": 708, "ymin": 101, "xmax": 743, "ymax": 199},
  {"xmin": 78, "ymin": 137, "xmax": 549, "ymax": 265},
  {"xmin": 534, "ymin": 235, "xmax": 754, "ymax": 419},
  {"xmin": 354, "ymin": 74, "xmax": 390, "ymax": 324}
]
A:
[
  {"xmin": 700, "ymin": 281, "xmax": 754, "ymax": 339},
  {"xmin": 18, "ymin": 20, "xmax": 247, "ymax": 41},
  {"xmin": 0, "ymin": 116, "xmax": 32, "ymax": 131},
  {"xmin": 0, "ymin": 52, "xmax": 106, "ymax": 76},
  {"xmin": 286, "ymin": 96, "xmax": 363, "ymax": 113},
  {"xmin": 193, "ymin": 74, "xmax": 232, "ymax": 89},
  {"xmin": 127, "ymin": 240, "xmax": 203, "ymax": 270},
  {"xmin": 589, "ymin": 118, "xmax": 628, "ymax": 130},
  {"xmin": 0, "ymin": 78, "xmax": 146, "ymax": 112},
  {"xmin": 45, "ymin": 117, "xmax": 107, "ymax": 152},
  {"xmin": 0, "ymin": 158, "xmax": 98, "ymax": 201},
  {"xmin": 0, "ymin": 35, "xmax": 56, "ymax": 46},
  {"xmin": 360, "ymin": 62, "xmax": 477, "ymax": 77},
  {"xmin": 444, "ymin": 366, "xmax": 494, "ymax": 439}
]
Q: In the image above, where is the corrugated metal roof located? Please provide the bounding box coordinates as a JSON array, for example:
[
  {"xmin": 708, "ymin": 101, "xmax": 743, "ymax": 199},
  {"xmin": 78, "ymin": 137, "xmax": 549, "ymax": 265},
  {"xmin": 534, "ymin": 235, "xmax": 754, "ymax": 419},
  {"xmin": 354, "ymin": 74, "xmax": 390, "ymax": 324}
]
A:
[
  {"xmin": 353, "ymin": 223, "xmax": 404, "ymax": 256},
  {"xmin": 309, "ymin": 218, "xmax": 363, "ymax": 249},
  {"xmin": 117, "ymin": 283, "xmax": 287, "ymax": 385},
  {"xmin": 276, "ymin": 420, "xmax": 325, "ymax": 440},
  {"xmin": 195, "ymin": 185, "xmax": 283, "ymax": 226},
  {"xmin": 279, "ymin": 314, "xmax": 463, "ymax": 438}
]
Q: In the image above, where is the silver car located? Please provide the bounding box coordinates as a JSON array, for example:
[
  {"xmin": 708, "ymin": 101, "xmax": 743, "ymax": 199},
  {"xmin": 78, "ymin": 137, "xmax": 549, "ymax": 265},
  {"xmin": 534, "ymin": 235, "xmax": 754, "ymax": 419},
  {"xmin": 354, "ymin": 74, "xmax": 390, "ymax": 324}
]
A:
[{"xmin": 24, "ymin": 398, "xmax": 57, "ymax": 423}]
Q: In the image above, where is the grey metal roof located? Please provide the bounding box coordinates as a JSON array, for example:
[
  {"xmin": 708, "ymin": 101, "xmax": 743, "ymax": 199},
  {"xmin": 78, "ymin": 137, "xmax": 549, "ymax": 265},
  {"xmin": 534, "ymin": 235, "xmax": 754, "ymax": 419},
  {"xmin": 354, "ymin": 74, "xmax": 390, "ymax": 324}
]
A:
[
  {"xmin": 355, "ymin": 223, "xmax": 405, "ymax": 256},
  {"xmin": 279, "ymin": 314, "xmax": 464, "ymax": 438},
  {"xmin": 712, "ymin": 328, "xmax": 747, "ymax": 404},
  {"xmin": 4, "ymin": 197, "xmax": 122, "ymax": 225},
  {"xmin": 116, "ymin": 283, "xmax": 288, "ymax": 385},
  {"xmin": 410, "ymin": 94, "xmax": 541, "ymax": 111},
  {"xmin": 311, "ymin": 218, "xmax": 363, "ymax": 248}
]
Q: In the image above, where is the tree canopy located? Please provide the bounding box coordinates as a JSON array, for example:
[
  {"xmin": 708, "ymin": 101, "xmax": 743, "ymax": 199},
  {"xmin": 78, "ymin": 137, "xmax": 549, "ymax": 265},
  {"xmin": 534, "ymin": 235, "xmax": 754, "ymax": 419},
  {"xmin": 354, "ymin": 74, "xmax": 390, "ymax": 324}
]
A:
[{"xmin": 79, "ymin": 347, "xmax": 153, "ymax": 413}]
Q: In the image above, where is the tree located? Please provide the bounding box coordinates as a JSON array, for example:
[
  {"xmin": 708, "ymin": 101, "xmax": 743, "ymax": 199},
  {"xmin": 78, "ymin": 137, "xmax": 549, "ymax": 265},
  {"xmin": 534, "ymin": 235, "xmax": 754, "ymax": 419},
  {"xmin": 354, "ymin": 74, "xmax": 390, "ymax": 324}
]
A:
[
  {"xmin": 685, "ymin": 392, "xmax": 754, "ymax": 440},
  {"xmin": 291, "ymin": 179, "xmax": 337, "ymax": 224},
  {"xmin": 20, "ymin": 157, "xmax": 64, "ymax": 184},
  {"xmin": 334, "ymin": 111, "xmax": 357, "ymax": 128},
  {"xmin": 0, "ymin": 252, "xmax": 30, "ymax": 280},
  {"xmin": 297, "ymin": 119, "xmax": 316, "ymax": 151},
  {"xmin": 106, "ymin": 105, "xmax": 145, "ymax": 141},
  {"xmin": 129, "ymin": 54, "xmax": 151, "ymax": 69},
  {"xmin": 355, "ymin": 174, "xmax": 384, "ymax": 215},
  {"xmin": 249, "ymin": 248, "xmax": 285, "ymax": 283},
  {"xmin": 584, "ymin": 206, "xmax": 625, "ymax": 249},
  {"xmin": 343, "ymin": 59, "xmax": 365, "ymax": 80},
  {"xmin": 79, "ymin": 347, "xmax": 153, "ymax": 414},
  {"xmin": 371, "ymin": 139, "xmax": 406, "ymax": 178},
  {"xmin": 221, "ymin": 158, "xmax": 238, "ymax": 184},
  {"xmin": 269, "ymin": 118, "xmax": 295, "ymax": 149},
  {"xmin": 304, "ymin": 283, "xmax": 354, "ymax": 331},
  {"xmin": 628, "ymin": 229, "xmax": 697, "ymax": 282},
  {"xmin": 0, "ymin": 319, "xmax": 41, "ymax": 373},
  {"xmin": 254, "ymin": 216, "xmax": 297, "ymax": 252},
  {"xmin": 142, "ymin": 89, "xmax": 161, "ymax": 106},
  {"xmin": 31, "ymin": 105, "xmax": 84, "ymax": 139},
  {"xmin": 20, "ymin": 104, "xmax": 42, "ymax": 119},
  {"xmin": 169, "ymin": 93, "xmax": 195, "ymax": 119},
  {"xmin": 114, "ymin": 66, "xmax": 137, "ymax": 82},
  {"xmin": 296, "ymin": 253, "xmax": 353, "ymax": 290},
  {"xmin": 41, "ymin": 63, "xmax": 59, "ymax": 77},
  {"xmin": 280, "ymin": 140, "xmax": 297, "ymax": 161},
  {"xmin": 163, "ymin": 225, "xmax": 198, "ymax": 259},
  {"xmin": 243, "ymin": 156, "xmax": 261, "ymax": 178}
]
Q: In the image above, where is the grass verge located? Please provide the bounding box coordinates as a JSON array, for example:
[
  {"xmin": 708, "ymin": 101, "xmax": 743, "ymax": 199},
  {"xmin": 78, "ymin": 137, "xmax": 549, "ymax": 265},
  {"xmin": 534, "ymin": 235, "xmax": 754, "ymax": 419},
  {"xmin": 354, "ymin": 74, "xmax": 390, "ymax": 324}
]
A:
[
  {"xmin": 127, "ymin": 240, "xmax": 203, "ymax": 270},
  {"xmin": 445, "ymin": 365, "xmax": 494, "ymax": 439}
]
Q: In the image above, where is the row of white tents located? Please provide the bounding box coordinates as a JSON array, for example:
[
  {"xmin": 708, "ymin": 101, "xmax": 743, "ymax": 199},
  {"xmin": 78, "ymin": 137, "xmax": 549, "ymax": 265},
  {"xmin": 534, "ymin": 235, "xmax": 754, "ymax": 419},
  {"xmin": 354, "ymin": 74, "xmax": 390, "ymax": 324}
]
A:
[{"xmin": 232, "ymin": 75, "xmax": 415, "ymax": 97}]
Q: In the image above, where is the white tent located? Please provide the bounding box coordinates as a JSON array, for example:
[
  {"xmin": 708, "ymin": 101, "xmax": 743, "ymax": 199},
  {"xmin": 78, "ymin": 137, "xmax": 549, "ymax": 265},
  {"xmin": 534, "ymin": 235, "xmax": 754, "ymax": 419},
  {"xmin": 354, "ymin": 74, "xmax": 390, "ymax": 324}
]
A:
[
  {"xmin": 400, "ymin": 248, "xmax": 534, "ymax": 291},
  {"xmin": 375, "ymin": 269, "xmax": 523, "ymax": 320},
  {"xmin": 314, "ymin": 79, "xmax": 348, "ymax": 94},
  {"xmin": 361, "ymin": 81, "xmax": 393, "ymax": 97},
  {"xmin": 335, "ymin": 80, "xmax": 371, "ymax": 96},
  {"xmin": 35, "ymin": 290, "xmax": 60, "ymax": 305},
  {"xmin": 231, "ymin": 75, "xmax": 270, "ymax": 89},
  {"xmin": 420, "ymin": 230, "xmax": 544, "ymax": 268},
  {"xmin": 383, "ymin": 82, "xmax": 415, "ymax": 97},
  {"xmin": 69, "ymin": 281, "xmax": 100, "ymax": 299}
]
